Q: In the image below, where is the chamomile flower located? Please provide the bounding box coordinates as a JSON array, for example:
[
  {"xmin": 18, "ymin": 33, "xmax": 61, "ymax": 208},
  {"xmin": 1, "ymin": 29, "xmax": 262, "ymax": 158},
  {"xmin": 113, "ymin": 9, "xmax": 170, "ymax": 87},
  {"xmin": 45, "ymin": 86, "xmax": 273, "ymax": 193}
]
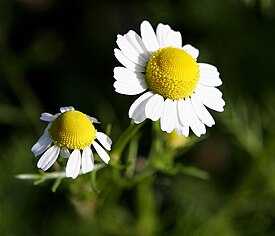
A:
[
  {"xmin": 113, "ymin": 20, "xmax": 225, "ymax": 137},
  {"xmin": 31, "ymin": 106, "xmax": 112, "ymax": 179}
]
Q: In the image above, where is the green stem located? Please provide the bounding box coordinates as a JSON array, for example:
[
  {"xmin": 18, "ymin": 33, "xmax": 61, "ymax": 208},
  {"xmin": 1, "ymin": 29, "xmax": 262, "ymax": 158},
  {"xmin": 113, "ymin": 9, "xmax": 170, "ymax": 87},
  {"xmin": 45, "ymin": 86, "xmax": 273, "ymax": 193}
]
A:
[
  {"xmin": 125, "ymin": 133, "xmax": 140, "ymax": 178},
  {"xmin": 16, "ymin": 164, "xmax": 106, "ymax": 184},
  {"xmin": 148, "ymin": 120, "xmax": 163, "ymax": 162},
  {"xmin": 16, "ymin": 171, "xmax": 66, "ymax": 181},
  {"xmin": 136, "ymin": 177, "xmax": 157, "ymax": 236},
  {"xmin": 110, "ymin": 121, "xmax": 144, "ymax": 164}
]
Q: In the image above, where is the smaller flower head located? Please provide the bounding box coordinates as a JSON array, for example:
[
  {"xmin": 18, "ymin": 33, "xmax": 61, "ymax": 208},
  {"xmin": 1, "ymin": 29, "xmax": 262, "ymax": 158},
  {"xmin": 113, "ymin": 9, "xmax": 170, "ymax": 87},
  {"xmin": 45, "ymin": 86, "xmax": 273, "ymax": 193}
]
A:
[{"xmin": 31, "ymin": 106, "xmax": 112, "ymax": 179}]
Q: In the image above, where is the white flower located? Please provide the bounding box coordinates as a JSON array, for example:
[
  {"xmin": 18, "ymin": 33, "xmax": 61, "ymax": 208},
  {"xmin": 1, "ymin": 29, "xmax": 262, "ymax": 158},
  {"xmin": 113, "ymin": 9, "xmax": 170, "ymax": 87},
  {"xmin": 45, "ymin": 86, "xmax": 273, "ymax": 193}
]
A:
[
  {"xmin": 113, "ymin": 20, "xmax": 225, "ymax": 137},
  {"xmin": 31, "ymin": 106, "xmax": 112, "ymax": 179}
]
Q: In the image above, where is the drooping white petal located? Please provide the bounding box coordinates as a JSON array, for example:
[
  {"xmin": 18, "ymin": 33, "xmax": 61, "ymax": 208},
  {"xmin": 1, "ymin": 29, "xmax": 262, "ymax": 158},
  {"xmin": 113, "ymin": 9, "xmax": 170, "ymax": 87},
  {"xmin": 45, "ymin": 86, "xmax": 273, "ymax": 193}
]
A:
[
  {"xmin": 182, "ymin": 44, "xmax": 199, "ymax": 59},
  {"xmin": 195, "ymin": 84, "xmax": 225, "ymax": 112},
  {"xmin": 174, "ymin": 110, "xmax": 189, "ymax": 137},
  {"xmin": 96, "ymin": 132, "xmax": 112, "ymax": 151},
  {"xmin": 114, "ymin": 49, "xmax": 145, "ymax": 72},
  {"xmin": 140, "ymin": 21, "xmax": 159, "ymax": 53},
  {"xmin": 81, "ymin": 147, "xmax": 94, "ymax": 174},
  {"xmin": 166, "ymin": 30, "xmax": 182, "ymax": 48},
  {"xmin": 199, "ymin": 63, "xmax": 222, "ymax": 87},
  {"xmin": 117, "ymin": 34, "xmax": 147, "ymax": 66},
  {"xmin": 129, "ymin": 92, "xmax": 154, "ymax": 124},
  {"xmin": 87, "ymin": 115, "xmax": 100, "ymax": 124},
  {"xmin": 60, "ymin": 147, "xmax": 70, "ymax": 158},
  {"xmin": 160, "ymin": 99, "xmax": 177, "ymax": 133},
  {"xmin": 191, "ymin": 93, "xmax": 215, "ymax": 127},
  {"xmin": 60, "ymin": 106, "xmax": 74, "ymax": 113},
  {"xmin": 156, "ymin": 23, "xmax": 171, "ymax": 48},
  {"xmin": 40, "ymin": 112, "xmax": 55, "ymax": 122},
  {"xmin": 145, "ymin": 93, "xmax": 164, "ymax": 121},
  {"xmin": 37, "ymin": 145, "xmax": 60, "ymax": 171},
  {"xmin": 124, "ymin": 30, "xmax": 151, "ymax": 60},
  {"xmin": 185, "ymin": 98, "xmax": 206, "ymax": 137},
  {"xmin": 92, "ymin": 141, "xmax": 110, "ymax": 164},
  {"xmin": 177, "ymin": 99, "xmax": 192, "ymax": 127},
  {"xmin": 31, "ymin": 132, "xmax": 52, "ymax": 157},
  {"xmin": 175, "ymin": 125, "xmax": 189, "ymax": 137},
  {"xmin": 66, "ymin": 149, "xmax": 81, "ymax": 179}
]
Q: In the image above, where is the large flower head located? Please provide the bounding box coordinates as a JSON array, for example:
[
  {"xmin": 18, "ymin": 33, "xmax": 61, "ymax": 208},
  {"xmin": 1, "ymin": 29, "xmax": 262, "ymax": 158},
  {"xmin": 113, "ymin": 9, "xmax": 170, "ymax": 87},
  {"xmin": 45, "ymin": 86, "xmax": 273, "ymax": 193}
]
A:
[
  {"xmin": 113, "ymin": 20, "xmax": 225, "ymax": 137},
  {"xmin": 31, "ymin": 106, "xmax": 112, "ymax": 179}
]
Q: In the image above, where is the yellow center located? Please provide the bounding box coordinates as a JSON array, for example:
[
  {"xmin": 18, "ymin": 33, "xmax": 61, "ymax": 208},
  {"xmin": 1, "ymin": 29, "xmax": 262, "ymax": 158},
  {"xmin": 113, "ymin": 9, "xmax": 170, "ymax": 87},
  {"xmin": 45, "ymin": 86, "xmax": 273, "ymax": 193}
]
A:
[
  {"xmin": 48, "ymin": 110, "xmax": 97, "ymax": 150},
  {"xmin": 145, "ymin": 47, "xmax": 200, "ymax": 100}
]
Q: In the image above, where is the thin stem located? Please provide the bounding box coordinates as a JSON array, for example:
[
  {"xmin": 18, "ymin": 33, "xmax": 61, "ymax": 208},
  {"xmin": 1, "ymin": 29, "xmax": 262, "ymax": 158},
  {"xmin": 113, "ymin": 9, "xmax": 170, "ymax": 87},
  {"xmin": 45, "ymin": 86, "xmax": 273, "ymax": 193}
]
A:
[
  {"xmin": 110, "ymin": 121, "xmax": 144, "ymax": 164},
  {"xmin": 125, "ymin": 133, "xmax": 140, "ymax": 178},
  {"xmin": 135, "ymin": 177, "xmax": 157, "ymax": 236},
  {"xmin": 16, "ymin": 171, "xmax": 66, "ymax": 181},
  {"xmin": 16, "ymin": 164, "xmax": 106, "ymax": 183}
]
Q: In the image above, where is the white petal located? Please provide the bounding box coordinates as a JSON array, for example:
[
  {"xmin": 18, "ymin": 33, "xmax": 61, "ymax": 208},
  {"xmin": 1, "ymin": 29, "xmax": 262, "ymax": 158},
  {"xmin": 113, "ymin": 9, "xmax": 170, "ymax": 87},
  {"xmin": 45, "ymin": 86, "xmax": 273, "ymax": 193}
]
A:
[
  {"xmin": 199, "ymin": 64, "xmax": 222, "ymax": 87},
  {"xmin": 200, "ymin": 95, "xmax": 225, "ymax": 112},
  {"xmin": 129, "ymin": 91, "xmax": 154, "ymax": 124},
  {"xmin": 145, "ymin": 93, "xmax": 164, "ymax": 121},
  {"xmin": 96, "ymin": 132, "xmax": 112, "ymax": 151},
  {"xmin": 182, "ymin": 44, "xmax": 199, "ymax": 59},
  {"xmin": 40, "ymin": 112, "xmax": 55, "ymax": 122},
  {"xmin": 113, "ymin": 67, "xmax": 147, "ymax": 95},
  {"xmin": 174, "ymin": 109, "xmax": 189, "ymax": 137},
  {"xmin": 160, "ymin": 99, "xmax": 177, "ymax": 133},
  {"xmin": 31, "ymin": 132, "xmax": 52, "ymax": 157},
  {"xmin": 60, "ymin": 106, "xmax": 74, "ymax": 113},
  {"xmin": 117, "ymin": 34, "xmax": 147, "ymax": 66},
  {"xmin": 185, "ymin": 98, "xmax": 206, "ymax": 137},
  {"xmin": 177, "ymin": 99, "xmax": 192, "ymax": 127},
  {"xmin": 60, "ymin": 148, "xmax": 70, "ymax": 158},
  {"xmin": 175, "ymin": 125, "xmax": 189, "ymax": 137},
  {"xmin": 114, "ymin": 67, "xmax": 145, "ymax": 84},
  {"xmin": 81, "ymin": 147, "xmax": 94, "ymax": 174},
  {"xmin": 87, "ymin": 115, "xmax": 100, "ymax": 124},
  {"xmin": 166, "ymin": 30, "xmax": 182, "ymax": 48},
  {"xmin": 37, "ymin": 145, "xmax": 60, "ymax": 171},
  {"xmin": 195, "ymin": 84, "xmax": 225, "ymax": 112},
  {"xmin": 196, "ymin": 83, "xmax": 223, "ymax": 98},
  {"xmin": 156, "ymin": 23, "xmax": 182, "ymax": 47},
  {"xmin": 124, "ymin": 30, "xmax": 151, "ymax": 60},
  {"xmin": 198, "ymin": 63, "xmax": 218, "ymax": 72},
  {"xmin": 114, "ymin": 49, "xmax": 145, "ymax": 72},
  {"xmin": 114, "ymin": 81, "xmax": 147, "ymax": 95},
  {"xmin": 140, "ymin": 21, "xmax": 159, "ymax": 53},
  {"xmin": 92, "ymin": 141, "xmax": 110, "ymax": 164},
  {"xmin": 66, "ymin": 149, "xmax": 81, "ymax": 179},
  {"xmin": 191, "ymin": 93, "xmax": 215, "ymax": 127},
  {"xmin": 156, "ymin": 23, "xmax": 171, "ymax": 48}
]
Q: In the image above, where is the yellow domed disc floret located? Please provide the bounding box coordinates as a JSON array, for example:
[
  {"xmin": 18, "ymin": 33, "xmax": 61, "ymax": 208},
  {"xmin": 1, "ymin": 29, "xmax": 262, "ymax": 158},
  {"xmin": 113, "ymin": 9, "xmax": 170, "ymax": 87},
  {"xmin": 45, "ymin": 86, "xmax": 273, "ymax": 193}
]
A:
[
  {"xmin": 145, "ymin": 47, "xmax": 200, "ymax": 100},
  {"xmin": 49, "ymin": 110, "xmax": 97, "ymax": 150}
]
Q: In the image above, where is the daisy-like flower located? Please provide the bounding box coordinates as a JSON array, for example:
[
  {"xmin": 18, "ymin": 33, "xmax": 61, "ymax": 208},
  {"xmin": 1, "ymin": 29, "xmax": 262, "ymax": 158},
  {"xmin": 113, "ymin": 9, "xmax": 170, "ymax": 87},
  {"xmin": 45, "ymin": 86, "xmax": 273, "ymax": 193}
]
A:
[
  {"xmin": 113, "ymin": 20, "xmax": 225, "ymax": 137},
  {"xmin": 31, "ymin": 106, "xmax": 112, "ymax": 179}
]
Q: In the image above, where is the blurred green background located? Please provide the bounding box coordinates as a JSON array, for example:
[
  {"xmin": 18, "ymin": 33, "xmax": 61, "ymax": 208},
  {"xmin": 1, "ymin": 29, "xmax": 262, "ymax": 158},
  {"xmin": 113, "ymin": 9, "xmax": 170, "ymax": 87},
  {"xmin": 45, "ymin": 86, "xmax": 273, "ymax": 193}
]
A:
[{"xmin": 0, "ymin": 0, "xmax": 275, "ymax": 235}]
